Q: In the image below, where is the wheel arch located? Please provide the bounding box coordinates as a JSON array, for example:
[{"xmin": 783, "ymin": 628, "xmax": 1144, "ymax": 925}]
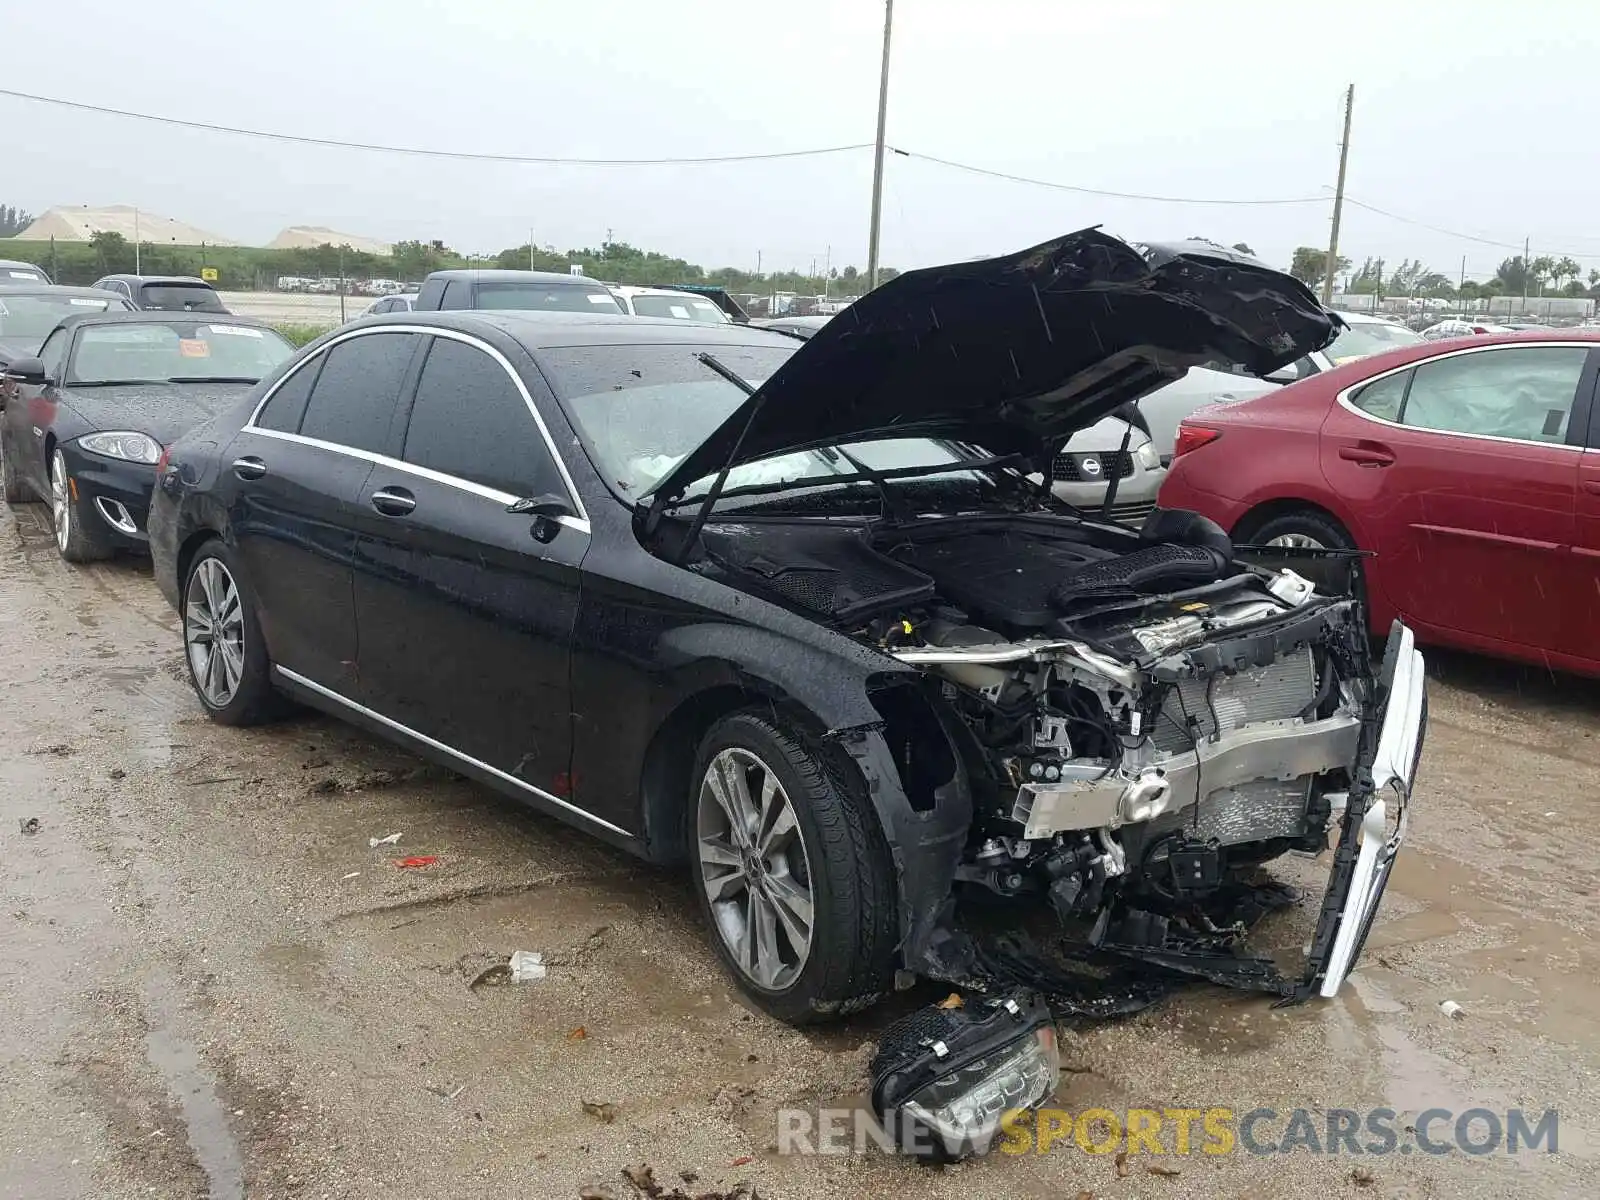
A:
[{"xmin": 1232, "ymin": 495, "xmax": 1358, "ymax": 545}]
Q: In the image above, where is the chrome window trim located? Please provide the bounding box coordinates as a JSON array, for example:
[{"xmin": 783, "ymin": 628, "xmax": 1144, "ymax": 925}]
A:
[
  {"xmin": 1335, "ymin": 339, "xmax": 1594, "ymax": 453},
  {"xmin": 273, "ymin": 665, "xmax": 630, "ymax": 837},
  {"xmin": 244, "ymin": 323, "xmax": 590, "ymax": 523},
  {"xmin": 243, "ymin": 426, "xmax": 589, "ymax": 534}
]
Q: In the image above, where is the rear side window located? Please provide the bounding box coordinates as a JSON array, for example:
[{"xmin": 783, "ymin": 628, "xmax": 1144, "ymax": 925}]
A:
[
  {"xmin": 256, "ymin": 357, "xmax": 321, "ymax": 432},
  {"xmin": 474, "ymin": 283, "xmax": 623, "ymax": 312},
  {"xmin": 299, "ymin": 332, "xmax": 419, "ymax": 455},
  {"xmin": 1350, "ymin": 371, "xmax": 1409, "ymax": 422},
  {"xmin": 440, "ymin": 279, "xmax": 472, "ymax": 309},
  {"xmin": 403, "ymin": 337, "xmax": 562, "ymax": 497}
]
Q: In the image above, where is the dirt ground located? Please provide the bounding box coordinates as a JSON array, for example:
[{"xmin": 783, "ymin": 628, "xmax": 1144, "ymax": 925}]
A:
[{"xmin": 2, "ymin": 495, "xmax": 1597, "ymax": 1200}]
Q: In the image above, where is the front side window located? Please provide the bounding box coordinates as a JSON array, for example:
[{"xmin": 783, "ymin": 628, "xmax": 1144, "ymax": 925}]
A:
[
  {"xmin": 298, "ymin": 332, "xmax": 419, "ymax": 455},
  {"xmin": 402, "ymin": 337, "xmax": 560, "ymax": 497},
  {"xmin": 66, "ymin": 321, "xmax": 295, "ymax": 385},
  {"xmin": 1401, "ymin": 346, "xmax": 1587, "ymax": 443},
  {"xmin": 38, "ymin": 329, "xmax": 68, "ymax": 379}
]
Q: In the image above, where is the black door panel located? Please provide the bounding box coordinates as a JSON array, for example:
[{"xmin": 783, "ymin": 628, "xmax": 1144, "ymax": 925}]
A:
[
  {"xmin": 349, "ymin": 470, "xmax": 588, "ymax": 803},
  {"xmin": 227, "ymin": 429, "xmax": 371, "ymax": 692}
]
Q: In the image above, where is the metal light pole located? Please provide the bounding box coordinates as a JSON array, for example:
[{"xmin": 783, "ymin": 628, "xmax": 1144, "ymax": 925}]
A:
[
  {"xmin": 866, "ymin": 0, "xmax": 894, "ymax": 291},
  {"xmin": 133, "ymin": 206, "xmax": 142, "ymax": 275}
]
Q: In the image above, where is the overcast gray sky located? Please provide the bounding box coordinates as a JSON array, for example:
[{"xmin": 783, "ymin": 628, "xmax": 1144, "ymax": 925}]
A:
[{"xmin": 4, "ymin": 0, "xmax": 1595, "ymax": 280}]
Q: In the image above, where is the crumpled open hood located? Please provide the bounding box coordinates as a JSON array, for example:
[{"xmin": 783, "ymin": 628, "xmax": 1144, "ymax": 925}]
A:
[{"xmin": 649, "ymin": 229, "xmax": 1337, "ymax": 502}]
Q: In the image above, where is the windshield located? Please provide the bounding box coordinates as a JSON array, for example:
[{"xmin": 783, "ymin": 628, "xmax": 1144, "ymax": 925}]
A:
[
  {"xmin": 0, "ymin": 294, "xmax": 125, "ymax": 342},
  {"xmin": 1324, "ymin": 320, "xmax": 1424, "ymax": 365},
  {"xmin": 628, "ymin": 294, "xmax": 728, "ymax": 323},
  {"xmin": 476, "ymin": 283, "xmax": 624, "ymax": 313},
  {"xmin": 139, "ymin": 283, "xmax": 227, "ymax": 313},
  {"xmin": 67, "ymin": 322, "xmax": 295, "ymax": 385},
  {"xmin": 538, "ymin": 342, "xmax": 977, "ymax": 500}
]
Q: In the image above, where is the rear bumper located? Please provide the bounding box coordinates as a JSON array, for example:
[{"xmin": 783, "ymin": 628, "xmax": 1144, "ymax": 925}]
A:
[{"xmin": 60, "ymin": 443, "xmax": 155, "ymax": 548}]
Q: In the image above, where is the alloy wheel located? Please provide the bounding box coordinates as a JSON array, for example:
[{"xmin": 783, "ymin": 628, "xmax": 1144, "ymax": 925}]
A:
[
  {"xmin": 696, "ymin": 747, "xmax": 814, "ymax": 990},
  {"xmin": 185, "ymin": 558, "xmax": 246, "ymax": 708},
  {"xmin": 50, "ymin": 451, "xmax": 71, "ymax": 552},
  {"xmin": 1265, "ymin": 532, "xmax": 1326, "ymax": 550}
]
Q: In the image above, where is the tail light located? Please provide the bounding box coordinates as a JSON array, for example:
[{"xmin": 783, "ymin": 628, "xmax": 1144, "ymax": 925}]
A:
[{"xmin": 1172, "ymin": 424, "xmax": 1221, "ymax": 460}]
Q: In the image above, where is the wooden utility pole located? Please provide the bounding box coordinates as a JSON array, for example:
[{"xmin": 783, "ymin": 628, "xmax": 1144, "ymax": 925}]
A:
[
  {"xmin": 866, "ymin": 0, "xmax": 894, "ymax": 291},
  {"xmin": 1322, "ymin": 85, "xmax": 1354, "ymax": 306}
]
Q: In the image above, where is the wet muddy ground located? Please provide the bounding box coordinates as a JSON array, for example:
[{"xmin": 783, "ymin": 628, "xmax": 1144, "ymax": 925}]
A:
[{"xmin": 2, "ymin": 496, "xmax": 1597, "ymax": 1200}]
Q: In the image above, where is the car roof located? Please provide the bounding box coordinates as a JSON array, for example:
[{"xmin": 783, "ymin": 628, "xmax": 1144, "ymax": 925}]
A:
[
  {"xmin": 348, "ymin": 309, "xmax": 794, "ymax": 351},
  {"xmin": 100, "ymin": 274, "xmax": 215, "ymax": 286},
  {"xmin": 610, "ymin": 285, "xmax": 717, "ymax": 299},
  {"xmin": 423, "ymin": 269, "xmax": 606, "ymax": 286},
  {"xmin": 1338, "ymin": 310, "xmax": 1407, "ymax": 325}
]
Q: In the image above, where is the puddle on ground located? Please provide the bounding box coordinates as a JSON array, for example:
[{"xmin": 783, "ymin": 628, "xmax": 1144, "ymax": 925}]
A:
[{"xmin": 140, "ymin": 967, "xmax": 245, "ymax": 1200}]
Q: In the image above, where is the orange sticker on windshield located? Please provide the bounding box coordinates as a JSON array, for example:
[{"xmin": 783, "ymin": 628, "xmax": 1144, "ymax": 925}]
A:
[{"xmin": 178, "ymin": 338, "xmax": 211, "ymax": 358}]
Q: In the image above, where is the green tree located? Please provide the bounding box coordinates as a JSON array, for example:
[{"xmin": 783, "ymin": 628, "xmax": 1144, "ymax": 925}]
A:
[
  {"xmin": 1529, "ymin": 255, "xmax": 1556, "ymax": 294},
  {"xmin": 1347, "ymin": 256, "xmax": 1386, "ymax": 295},
  {"xmin": 0, "ymin": 205, "xmax": 33, "ymax": 237},
  {"xmin": 1493, "ymin": 256, "xmax": 1528, "ymax": 295},
  {"xmin": 1289, "ymin": 246, "xmax": 1350, "ymax": 289},
  {"xmin": 840, "ymin": 265, "xmax": 859, "ymax": 283},
  {"xmin": 1553, "ymin": 256, "xmax": 1581, "ymax": 290},
  {"xmin": 89, "ymin": 230, "xmax": 132, "ymax": 274}
]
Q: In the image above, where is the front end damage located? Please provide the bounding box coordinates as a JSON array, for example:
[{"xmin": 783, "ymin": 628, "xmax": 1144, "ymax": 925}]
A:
[{"xmin": 838, "ymin": 536, "xmax": 1426, "ymax": 1014}]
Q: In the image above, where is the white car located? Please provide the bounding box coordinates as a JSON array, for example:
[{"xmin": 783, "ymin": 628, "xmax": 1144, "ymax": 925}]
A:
[
  {"xmin": 1139, "ymin": 310, "xmax": 1426, "ymax": 459},
  {"xmin": 610, "ymin": 286, "xmax": 729, "ymax": 323},
  {"xmin": 1421, "ymin": 318, "xmax": 1513, "ymax": 340}
]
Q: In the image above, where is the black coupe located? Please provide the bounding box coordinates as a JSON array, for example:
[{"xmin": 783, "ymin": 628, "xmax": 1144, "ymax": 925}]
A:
[
  {"xmin": 1, "ymin": 311, "xmax": 294, "ymax": 562},
  {"xmin": 146, "ymin": 230, "xmax": 1426, "ymax": 1026}
]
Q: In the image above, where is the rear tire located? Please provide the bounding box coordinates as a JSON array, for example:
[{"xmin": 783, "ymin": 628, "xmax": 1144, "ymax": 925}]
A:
[
  {"xmin": 689, "ymin": 710, "xmax": 898, "ymax": 1024},
  {"xmin": 181, "ymin": 538, "xmax": 286, "ymax": 726},
  {"xmin": 1244, "ymin": 508, "xmax": 1355, "ymax": 552}
]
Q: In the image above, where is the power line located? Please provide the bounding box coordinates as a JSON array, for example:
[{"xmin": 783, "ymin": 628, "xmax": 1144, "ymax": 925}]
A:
[
  {"xmin": 894, "ymin": 148, "xmax": 1327, "ymax": 206},
  {"xmin": 0, "ymin": 86, "xmax": 871, "ymax": 166},
  {"xmin": 1341, "ymin": 195, "xmax": 1600, "ymax": 262}
]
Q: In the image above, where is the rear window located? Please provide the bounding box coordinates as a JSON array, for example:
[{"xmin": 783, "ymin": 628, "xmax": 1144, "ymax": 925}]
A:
[
  {"xmin": 629, "ymin": 294, "xmax": 728, "ymax": 323},
  {"xmin": 475, "ymin": 283, "xmax": 623, "ymax": 313},
  {"xmin": 0, "ymin": 293, "xmax": 125, "ymax": 342},
  {"xmin": 67, "ymin": 322, "xmax": 294, "ymax": 385},
  {"xmin": 2, "ymin": 267, "xmax": 46, "ymax": 283},
  {"xmin": 138, "ymin": 283, "xmax": 227, "ymax": 313}
]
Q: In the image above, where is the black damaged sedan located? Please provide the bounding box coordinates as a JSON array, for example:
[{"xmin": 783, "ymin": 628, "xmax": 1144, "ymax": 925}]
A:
[
  {"xmin": 147, "ymin": 232, "xmax": 1426, "ymax": 1045},
  {"xmin": 1, "ymin": 311, "xmax": 294, "ymax": 562}
]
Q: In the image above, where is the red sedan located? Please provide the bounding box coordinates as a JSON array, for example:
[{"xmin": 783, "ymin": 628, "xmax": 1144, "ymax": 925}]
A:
[{"xmin": 1159, "ymin": 332, "xmax": 1600, "ymax": 677}]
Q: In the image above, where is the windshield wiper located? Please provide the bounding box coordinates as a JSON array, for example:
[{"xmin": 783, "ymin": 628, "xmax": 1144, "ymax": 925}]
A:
[
  {"xmin": 661, "ymin": 453, "xmax": 1028, "ymax": 511},
  {"xmin": 166, "ymin": 376, "xmax": 258, "ymax": 384},
  {"xmin": 664, "ymin": 353, "xmax": 766, "ymax": 565},
  {"xmin": 832, "ymin": 445, "xmax": 912, "ymax": 523}
]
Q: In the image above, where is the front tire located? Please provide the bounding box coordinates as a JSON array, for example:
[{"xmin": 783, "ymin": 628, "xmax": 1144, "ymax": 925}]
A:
[
  {"xmin": 182, "ymin": 539, "xmax": 284, "ymax": 726},
  {"xmin": 50, "ymin": 448, "xmax": 111, "ymax": 563},
  {"xmin": 690, "ymin": 710, "xmax": 898, "ymax": 1024}
]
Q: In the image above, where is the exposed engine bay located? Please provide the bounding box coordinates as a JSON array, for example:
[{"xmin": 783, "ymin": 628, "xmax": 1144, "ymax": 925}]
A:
[{"xmin": 694, "ymin": 507, "xmax": 1393, "ymax": 1009}]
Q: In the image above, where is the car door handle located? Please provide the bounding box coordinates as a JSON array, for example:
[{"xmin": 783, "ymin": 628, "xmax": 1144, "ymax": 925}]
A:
[
  {"xmin": 232, "ymin": 456, "xmax": 267, "ymax": 480},
  {"xmin": 1339, "ymin": 444, "xmax": 1396, "ymax": 467},
  {"xmin": 370, "ymin": 486, "xmax": 416, "ymax": 516},
  {"xmin": 1583, "ymin": 479, "xmax": 1600, "ymax": 496}
]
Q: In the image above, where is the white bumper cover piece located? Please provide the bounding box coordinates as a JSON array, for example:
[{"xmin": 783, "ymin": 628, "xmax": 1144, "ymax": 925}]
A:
[{"xmin": 1318, "ymin": 623, "xmax": 1425, "ymax": 997}]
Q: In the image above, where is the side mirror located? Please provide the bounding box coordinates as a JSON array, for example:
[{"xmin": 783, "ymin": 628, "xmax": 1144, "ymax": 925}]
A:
[
  {"xmin": 3, "ymin": 357, "xmax": 48, "ymax": 386},
  {"xmin": 508, "ymin": 492, "xmax": 576, "ymax": 544}
]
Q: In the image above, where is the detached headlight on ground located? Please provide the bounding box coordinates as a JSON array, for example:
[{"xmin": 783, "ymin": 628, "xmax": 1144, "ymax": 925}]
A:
[
  {"xmin": 78, "ymin": 431, "xmax": 162, "ymax": 464},
  {"xmin": 870, "ymin": 989, "xmax": 1059, "ymax": 1161}
]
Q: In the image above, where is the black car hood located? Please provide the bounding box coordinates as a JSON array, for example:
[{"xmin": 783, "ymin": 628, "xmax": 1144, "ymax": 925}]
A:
[
  {"xmin": 59, "ymin": 381, "xmax": 258, "ymax": 445},
  {"xmin": 648, "ymin": 229, "xmax": 1337, "ymax": 502}
]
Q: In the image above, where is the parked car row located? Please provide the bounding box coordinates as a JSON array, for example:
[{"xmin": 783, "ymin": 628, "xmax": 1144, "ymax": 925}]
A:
[{"xmin": 1, "ymin": 234, "xmax": 1424, "ymax": 1088}]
